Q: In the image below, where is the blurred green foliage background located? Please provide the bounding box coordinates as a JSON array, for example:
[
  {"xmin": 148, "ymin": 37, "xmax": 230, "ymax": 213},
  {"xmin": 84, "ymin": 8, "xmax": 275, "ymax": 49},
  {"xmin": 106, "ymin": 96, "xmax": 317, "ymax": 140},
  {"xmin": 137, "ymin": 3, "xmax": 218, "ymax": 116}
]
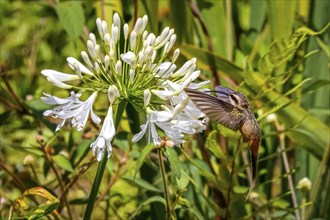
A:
[{"xmin": 0, "ymin": 0, "xmax": 329, "ymax": 219}]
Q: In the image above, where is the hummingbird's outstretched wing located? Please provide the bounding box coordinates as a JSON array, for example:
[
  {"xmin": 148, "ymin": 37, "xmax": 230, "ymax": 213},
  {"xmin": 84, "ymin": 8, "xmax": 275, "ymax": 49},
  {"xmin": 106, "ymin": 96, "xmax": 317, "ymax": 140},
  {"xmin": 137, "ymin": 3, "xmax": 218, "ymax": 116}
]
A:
[
  {"xmin": 185, "ymin": 87, "xmax": 260, "ymax": 200},
  {"xmin": 184, "ymin": 88, "xmax": 245, "ymax": 131}
]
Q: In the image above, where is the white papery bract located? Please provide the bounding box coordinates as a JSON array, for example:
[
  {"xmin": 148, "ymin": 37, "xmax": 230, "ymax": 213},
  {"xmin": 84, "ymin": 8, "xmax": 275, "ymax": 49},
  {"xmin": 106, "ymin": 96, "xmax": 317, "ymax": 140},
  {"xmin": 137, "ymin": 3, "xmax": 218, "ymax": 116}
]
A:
[{"xmin": 41, "ymin": 13, "xmax": 209, "ymax": 161}]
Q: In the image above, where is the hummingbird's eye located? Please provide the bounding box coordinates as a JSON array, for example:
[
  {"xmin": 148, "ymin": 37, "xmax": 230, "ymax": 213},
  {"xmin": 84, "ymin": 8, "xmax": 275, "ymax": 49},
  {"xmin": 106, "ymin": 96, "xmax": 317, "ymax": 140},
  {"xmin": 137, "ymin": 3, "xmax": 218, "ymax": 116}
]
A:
[{"xmin": 229, "ymin": 94, "xmax": 240, "ymax": 106}]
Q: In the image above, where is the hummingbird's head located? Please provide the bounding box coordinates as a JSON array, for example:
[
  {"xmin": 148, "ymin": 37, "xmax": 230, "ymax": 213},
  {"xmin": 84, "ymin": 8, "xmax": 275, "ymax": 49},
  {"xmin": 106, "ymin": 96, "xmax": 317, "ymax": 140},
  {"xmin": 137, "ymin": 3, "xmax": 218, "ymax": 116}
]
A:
[{"xmin": 228, "ymin": 93, "xmax": 250, "ymax": 110}]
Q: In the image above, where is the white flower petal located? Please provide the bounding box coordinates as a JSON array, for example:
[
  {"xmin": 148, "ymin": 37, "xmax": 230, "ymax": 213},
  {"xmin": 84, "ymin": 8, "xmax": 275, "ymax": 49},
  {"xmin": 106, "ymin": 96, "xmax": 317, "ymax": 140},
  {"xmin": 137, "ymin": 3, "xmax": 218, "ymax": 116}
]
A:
[
  {"xmin": 151, "ymin": 90, "xmax": 174, "ymax": 100},
  {"xmin": 154, "ymin": 111, "xmax": 172, "ymax": 123},
  {"xmin": 55, "ymin": 119, "xmax": 66, "ymax": 132},
  {"xmin": 121, "ymin": 51, "xmax": 136, "ymax": 65},
  {"xmin": 43, "ymin": 91, "xmax": 99, "ymax": 132},
  {"xmin": 101, "ymin": 106, "xmax": 116, "ymax": 140},
  {"xmin": 41, "ymin": 93, "xmax": 77, "ymax": 105},
  {"xmin": 153, "ymin": 62, "xmax": 176, "ymax": 78},
  {"xmin": 46, "ymin": 76, "xmax": 73, "ymax": 89},
  {"xmin": 132, "ymin": 123, "xmax": 148, "ymax": 142},
  {"xmin": 91, "ymin": 109, "xmax": 101, "ymax": 124},
  {"xmin": 41, "ymin": 69, "xmax": 80, "ymax": 82},
  {"xmin": 67, "ymin": 57, "xmax": 94, "ymax": 76}
]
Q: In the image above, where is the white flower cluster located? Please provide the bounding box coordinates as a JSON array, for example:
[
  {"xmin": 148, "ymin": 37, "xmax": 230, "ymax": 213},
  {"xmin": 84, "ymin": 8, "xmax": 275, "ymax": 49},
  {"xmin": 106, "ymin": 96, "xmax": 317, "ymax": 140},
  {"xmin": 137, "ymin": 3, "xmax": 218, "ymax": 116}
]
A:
[{"xmin": 41, "ymin": 13, "xmax": 208, "ymax": 161}]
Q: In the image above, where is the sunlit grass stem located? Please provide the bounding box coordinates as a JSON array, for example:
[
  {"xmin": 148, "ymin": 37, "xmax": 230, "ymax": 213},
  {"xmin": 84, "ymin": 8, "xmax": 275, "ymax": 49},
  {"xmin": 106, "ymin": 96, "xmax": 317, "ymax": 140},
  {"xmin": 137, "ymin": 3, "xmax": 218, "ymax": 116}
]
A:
[
  {"xmin": 274, "ymin": 120, "xmax": 300, "ymax": 220},
  {"xmin": 158, "ymin": 148, "xmax": 172, "ymax": 220}
]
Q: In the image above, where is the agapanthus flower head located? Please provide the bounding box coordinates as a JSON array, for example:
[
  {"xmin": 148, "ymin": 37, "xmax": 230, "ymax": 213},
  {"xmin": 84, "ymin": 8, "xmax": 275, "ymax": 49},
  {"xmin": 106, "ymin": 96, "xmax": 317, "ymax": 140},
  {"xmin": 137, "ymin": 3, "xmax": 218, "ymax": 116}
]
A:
[{"xmin": 41, "ymin": 13, "xmax": 209, "ymax": 161}]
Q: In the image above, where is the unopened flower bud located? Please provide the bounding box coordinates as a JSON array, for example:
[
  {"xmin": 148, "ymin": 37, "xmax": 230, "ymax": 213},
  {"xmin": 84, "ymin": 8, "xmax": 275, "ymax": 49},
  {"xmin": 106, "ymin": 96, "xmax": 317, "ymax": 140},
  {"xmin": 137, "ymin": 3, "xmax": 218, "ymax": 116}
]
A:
[
  {"xmin": 134, "ymin": 18, "xmax": 143, "ymax": 35},
  {"xmin": 89, "ymin": 33, "xmax": 96, "ymax": 45},
  {"xmin": 95, "ymin": 44, "xmax": 100, "ymax": 58},
  {"xmin": 172, "ymin": 49, "xmax": 180, "ymax": 63},
  {"xmin": 297, "ymin": 177, "xmax": 312, "ymax": 192},
  {"xmin": 104, "ymin": 33, "xmax": 111, "ymax": 46},
  {"xmin": 130, "ymin": 31, "xmax": 137, "ymax": 50},
  {"xmin": 123, "ymin": 24, "xmax": 129, "ymax": 39},
  {"xmin": 249, "ymin": 192, "xmax": 259, "ymax": 200},
  {"xmin": 81, "ymin": 51, "xmax": 93, "ymax": 67},
  {"xmin": 23, "ymin": 155, "xmax": 35, "ymax": 165},
  {"xmin": 101, "ymin": 20, "xmax": 108, "ymax": 37},
  {"xmin": 112, "ymin": 26, "xmax": 119, "ymax": 43},
  {"xmin": 94, "ymin": 62, "xmax": 100, "ymax": 74},
  {"xmin": 96, "ymin": 18, "xmax": 103, "ymax": 39},
  {"xmin": 129, "ymin": 69, "xmax": 135, "ymax": 82},
  {"xmin": 143, "ymin": 31, "xmax": 148, "ymax": 41},
  {"xmin": 166, "ymin": 34, "xmax": 176, "ymax": 53},
  {"xmin": 166, "ymin": 140, "xmax": 175, "ymax": 147},
  {"xmin": 115, "ymin": 60, "xmax": 122, "ymax": 75},
  {"xmin": 113, "ymin": 13, "xmax": 121, "ymax": 28},
  {"xmin": 104, "ymin": 55, "xmax": 110, "ymax": 70},
  {"xmin": 108, "ymin": 85, "xmax": 119, "ymax": 105},
  {"xmin": 87, "ymin": 40, "xmax": 96, "ymax": 60},
  {"xmin": 142, "ymin": 15, "xmax": 148, "ymax": 30},
  {"xmin": 144, "ymin": 89, "xmax": 151, "ymax": 107},
  {"xmin": 73, "ymin": 62, "xmax": 82, "ymax": 79},
  {"xmin": 267, "ymin": 113, "xmax": 277, "ymax": 122}
]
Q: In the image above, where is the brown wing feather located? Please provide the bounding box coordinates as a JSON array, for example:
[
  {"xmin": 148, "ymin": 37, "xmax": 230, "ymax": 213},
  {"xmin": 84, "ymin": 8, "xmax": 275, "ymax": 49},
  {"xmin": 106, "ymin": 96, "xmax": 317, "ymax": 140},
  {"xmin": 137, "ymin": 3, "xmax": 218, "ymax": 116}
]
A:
[{"xmin": 185, "ymin": 88, "xmax": 244, "ymax": 131}]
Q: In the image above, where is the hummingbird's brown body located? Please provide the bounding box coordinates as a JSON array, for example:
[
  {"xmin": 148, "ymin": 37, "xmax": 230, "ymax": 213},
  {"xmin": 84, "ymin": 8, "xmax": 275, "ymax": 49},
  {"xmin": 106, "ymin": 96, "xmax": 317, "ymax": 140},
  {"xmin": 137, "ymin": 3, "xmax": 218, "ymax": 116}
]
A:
[{"xmin": 185, "ymin": 86, "xmax": 261, "ymax": 179}]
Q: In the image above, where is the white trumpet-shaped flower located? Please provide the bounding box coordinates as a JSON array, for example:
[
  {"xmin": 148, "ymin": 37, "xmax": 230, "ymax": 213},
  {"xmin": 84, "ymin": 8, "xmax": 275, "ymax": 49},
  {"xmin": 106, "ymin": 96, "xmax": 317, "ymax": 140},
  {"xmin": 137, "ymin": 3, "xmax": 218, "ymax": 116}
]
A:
[
  {"xmin": 42, "ymin": 91, "xmax": 100, "ymax": 131},
  {"xmin": 90, "ymin": 106, "xmax": 115, "ymax": 161}
]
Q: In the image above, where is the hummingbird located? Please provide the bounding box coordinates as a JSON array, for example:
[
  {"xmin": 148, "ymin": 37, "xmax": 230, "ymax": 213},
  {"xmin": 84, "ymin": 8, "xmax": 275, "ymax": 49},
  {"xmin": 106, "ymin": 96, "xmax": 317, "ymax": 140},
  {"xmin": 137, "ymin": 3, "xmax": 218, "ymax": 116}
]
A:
[{"xmin": 184, "ymin": 86, "xmax": 261, "ymax": 186}]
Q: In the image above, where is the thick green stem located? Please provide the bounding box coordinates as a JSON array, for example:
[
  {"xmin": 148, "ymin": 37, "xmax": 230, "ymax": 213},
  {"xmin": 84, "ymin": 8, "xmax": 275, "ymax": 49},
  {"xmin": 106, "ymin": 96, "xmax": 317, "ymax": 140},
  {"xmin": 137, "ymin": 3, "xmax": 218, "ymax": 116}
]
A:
[
  {"xmin": 158, "ymin": 148, "xmax": 172, "ymax": 219},
  {"xmin": 83, "ymin": 153, "xmax": 108, "ymax": 220},
  {"xmin": 83, "ymin": 100, "xmax": 128, "ymax": 220}
]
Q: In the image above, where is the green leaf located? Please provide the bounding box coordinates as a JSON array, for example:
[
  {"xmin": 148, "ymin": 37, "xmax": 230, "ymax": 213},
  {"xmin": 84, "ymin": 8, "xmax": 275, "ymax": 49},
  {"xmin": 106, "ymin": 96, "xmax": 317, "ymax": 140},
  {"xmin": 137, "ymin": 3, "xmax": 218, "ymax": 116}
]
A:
[
  {"xmin": 133, "ymin": 143, "xmax": 157, "ymax": 179},
  {"xmin": 122, "ymin": 177, "xmax": 162, "ymax": 192},
  {"xmin": 73, "ymin": 139, "xmax": 90, "ymax": 165},
  {"xmin": 283, "ymin": 78, "xmax": 312, "ymax": 96},
  {"xmin": 180, "ymin": 44, "xmax": 244, "ymax": 82},
  {"xmin": 302, "ymin": 79, "xmax": 330, "ymax": 94},
  {"xmin": 52, "ymin": 154, "xmax": 74, "ymax": 172},
  {"xmin": 268, "ymin": 0, "xmax": 296, "ymax": 40},
  {"xmin": 176, "ymin": 170, "xmax": 189, "ymax": 190},
  {"xmin": 206, "ymin": 131, "xmax": 228, "ymax": 161},
  {"xmin": 25, "ymin": 202, "xmax": 60, "ymax": 220},
  {"xmin": 129, "ymin": 196, "xmax": 165, "ymax": 219},
  {"xmin": 26, "ymin": 99, "xmax": 50, "ymax": 112},
  {"xmin": 139, "ymin": 0, "xmax": 158, "ymax": 33},
  {"xmin": 182, "ymin": 206, "xmax": 204, "ymax": 220},
  {"xmin": 164, "ymin": 147, "xmax": 181, "ymax": 179},
  {"xmin": 55, "ymin": 2, "xmax": 85, "ymax": 40},
  {"xmin": 181, "ymin": 150, "xmax": 228, "ymax": 194},
  {"xmin": 185, "ymin": 168, "xmax": 226, "ymax": 216},
  {"xmin": 169, "ymin": 0, "xmax": 194, "ymax": 44},
  {"xmin": 257, "ymin": 100, "xmax": 294, "ymax": 122},
  {"xmin": 197, "ymin": 0, "xmax": 227, "ymax": 57}
]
